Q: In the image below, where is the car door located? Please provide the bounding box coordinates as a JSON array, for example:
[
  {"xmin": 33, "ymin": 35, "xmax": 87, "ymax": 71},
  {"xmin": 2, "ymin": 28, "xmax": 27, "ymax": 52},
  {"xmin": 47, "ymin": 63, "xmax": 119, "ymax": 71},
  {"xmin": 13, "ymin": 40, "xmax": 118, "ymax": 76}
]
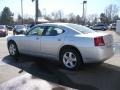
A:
[
  {"xmin": 41, "ymin": 26, "xmax": 64, "ymax": 58},
  {"xmin": 20, "ymin": 26, "xmax": 45, "ymax": 56}
]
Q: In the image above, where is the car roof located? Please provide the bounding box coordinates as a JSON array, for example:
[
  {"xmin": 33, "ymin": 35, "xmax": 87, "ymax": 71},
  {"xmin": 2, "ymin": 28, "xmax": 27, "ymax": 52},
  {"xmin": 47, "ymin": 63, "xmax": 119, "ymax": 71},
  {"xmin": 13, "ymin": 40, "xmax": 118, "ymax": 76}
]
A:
[{"xmin": 37, "ymin": 23, "xmax": 70, "ymax": 27}]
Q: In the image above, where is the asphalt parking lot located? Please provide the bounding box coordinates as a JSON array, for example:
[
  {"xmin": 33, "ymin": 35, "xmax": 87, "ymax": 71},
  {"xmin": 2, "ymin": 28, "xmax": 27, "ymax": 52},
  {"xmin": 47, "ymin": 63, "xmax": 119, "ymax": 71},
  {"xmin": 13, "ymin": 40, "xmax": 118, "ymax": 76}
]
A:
[{"xmin": 0, "ymin": 31, "xmax": 120, "ymax": 90}]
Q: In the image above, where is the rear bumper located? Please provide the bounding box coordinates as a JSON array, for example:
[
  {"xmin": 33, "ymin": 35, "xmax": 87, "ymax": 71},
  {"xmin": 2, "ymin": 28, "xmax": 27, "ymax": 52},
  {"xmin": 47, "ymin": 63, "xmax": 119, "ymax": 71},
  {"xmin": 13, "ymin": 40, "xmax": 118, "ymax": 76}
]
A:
[
  {"xmin": 80, "ymin": 46, "xmax": 114, "ymax": 63},
  {"xmin": 0, "ymin": 32, "xmax": 7, "ymax": 37}
]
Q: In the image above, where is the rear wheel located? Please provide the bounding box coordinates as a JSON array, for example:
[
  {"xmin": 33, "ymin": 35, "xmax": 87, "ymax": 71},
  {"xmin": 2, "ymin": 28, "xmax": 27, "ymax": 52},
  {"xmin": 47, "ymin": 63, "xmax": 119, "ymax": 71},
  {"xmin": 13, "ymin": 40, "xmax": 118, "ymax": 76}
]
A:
[
  {"xmin": 8, "ymin": 41, "xmax": 19, "ymax": 57},
  {"xmin": 60, "ymin": 48, "xmax": 83, "ymax": 70}
]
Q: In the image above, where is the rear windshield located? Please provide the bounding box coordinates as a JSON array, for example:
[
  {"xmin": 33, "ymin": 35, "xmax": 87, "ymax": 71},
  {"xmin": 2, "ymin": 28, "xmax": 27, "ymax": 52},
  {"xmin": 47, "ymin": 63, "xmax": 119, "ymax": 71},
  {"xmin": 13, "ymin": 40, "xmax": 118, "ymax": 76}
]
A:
[
  {"xmin": 97, "ymin": 25, "xmax": 104, "ymax": 26},
  {"xmin": 96, "ymin": 24, "xmax": 107, "ymax": 26},
  {"xmin": 66, "ymin": 24, "xmax": 95, "ymax": 34}
]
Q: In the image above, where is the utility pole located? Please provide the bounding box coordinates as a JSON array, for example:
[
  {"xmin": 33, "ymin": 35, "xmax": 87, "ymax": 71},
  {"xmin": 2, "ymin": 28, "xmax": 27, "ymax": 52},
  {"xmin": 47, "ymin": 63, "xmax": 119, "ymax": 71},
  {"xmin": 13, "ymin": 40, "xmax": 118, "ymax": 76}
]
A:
[
  {"xmin": 32, "ymin": 0, "xmax": 39, "ymax": 24},
  {"xmin": 82, "ymin": 1, "xmax": 87, "ymax": 25},
  {"xmin": 35, "ymin": 0, "xmax": 38, "ymax": 24},
  {"xmin": 21, "ymin": 0, "xmax": 23, "ymax": 24}
]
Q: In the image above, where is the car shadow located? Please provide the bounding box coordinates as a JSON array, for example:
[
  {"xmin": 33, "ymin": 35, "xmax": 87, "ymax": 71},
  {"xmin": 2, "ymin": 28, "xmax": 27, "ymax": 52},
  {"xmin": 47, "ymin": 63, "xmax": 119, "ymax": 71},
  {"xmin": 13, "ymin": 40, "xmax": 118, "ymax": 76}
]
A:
[
  {"xmin": 2, "ymin": 55, "xmax": 98, "ymax": 90},
  {"xmin": 2, "ymin": 55, "xmax": 120, "ymax": 90}
]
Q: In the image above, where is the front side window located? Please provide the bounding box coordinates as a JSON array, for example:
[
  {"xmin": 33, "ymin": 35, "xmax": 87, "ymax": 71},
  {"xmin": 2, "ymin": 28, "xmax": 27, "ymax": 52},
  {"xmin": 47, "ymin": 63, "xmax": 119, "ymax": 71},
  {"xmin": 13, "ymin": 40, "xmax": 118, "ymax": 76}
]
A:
[
  {"xmin": 45, "ymin": 26, "xmax": 64, "ymax": 36},
  {"xmin": 27, "ymin": 26, "xmax": 44, "ymax": 36}
]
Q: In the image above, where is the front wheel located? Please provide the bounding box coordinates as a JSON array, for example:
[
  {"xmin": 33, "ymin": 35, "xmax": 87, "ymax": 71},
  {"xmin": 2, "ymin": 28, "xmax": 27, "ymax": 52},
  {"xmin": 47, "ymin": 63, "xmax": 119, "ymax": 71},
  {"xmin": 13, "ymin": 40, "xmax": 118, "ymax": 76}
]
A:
[
  {"xmin": 60, "ymin": 49, "xmax": 83, "ymax": 70},
  {"xmin": 13, "ymin": 31, "xmax": 16, "ymax": 35},
  {"xmin": 8, "ymin": 42, "xmax": 19, "ymax": 57}
]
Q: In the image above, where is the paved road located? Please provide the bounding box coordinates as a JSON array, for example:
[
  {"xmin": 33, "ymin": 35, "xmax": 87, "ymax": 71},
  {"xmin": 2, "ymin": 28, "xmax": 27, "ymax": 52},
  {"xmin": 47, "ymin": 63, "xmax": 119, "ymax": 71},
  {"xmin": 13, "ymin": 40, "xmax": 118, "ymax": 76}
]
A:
[{"xmin": 0, "ymin": 31, "xmax": 120, "ymax": 90}]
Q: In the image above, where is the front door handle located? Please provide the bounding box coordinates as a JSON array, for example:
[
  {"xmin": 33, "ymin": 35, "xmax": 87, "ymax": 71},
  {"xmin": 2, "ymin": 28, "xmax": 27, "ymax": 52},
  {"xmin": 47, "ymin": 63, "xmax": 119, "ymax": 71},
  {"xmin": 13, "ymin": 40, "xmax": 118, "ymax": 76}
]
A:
[{"xmin": 58, "ymin": 39, "xmax": 61, "ymax": 41}]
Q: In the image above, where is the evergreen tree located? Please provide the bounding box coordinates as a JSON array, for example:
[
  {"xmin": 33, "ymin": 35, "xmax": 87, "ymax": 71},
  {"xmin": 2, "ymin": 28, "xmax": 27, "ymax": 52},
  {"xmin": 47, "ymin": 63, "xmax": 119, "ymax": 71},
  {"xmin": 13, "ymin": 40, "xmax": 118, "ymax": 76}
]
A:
[{"xmin": 0, "ymin": 7, "xmax": 14, "ymax": 25}]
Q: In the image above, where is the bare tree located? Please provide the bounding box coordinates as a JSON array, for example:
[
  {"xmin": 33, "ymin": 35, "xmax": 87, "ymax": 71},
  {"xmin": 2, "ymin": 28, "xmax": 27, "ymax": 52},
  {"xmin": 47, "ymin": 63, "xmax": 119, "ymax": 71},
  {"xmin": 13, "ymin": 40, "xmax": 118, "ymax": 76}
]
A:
[
  {"xmin": 100, "ymin": 13, "xmax": 108, "ymax": 24},
  {"xmin": 87, "ymin": 14, "xmax": 98, "ymax": 25},
  {"xmin": 51, "ymin": 12, "xmax": 59, "ymax": 21},
  {"xmin": 105, "ymin": 4, "xmax": 119, "ymax": 23},
  {"xmin": 68, "ymin": 13, "xmax": 76, "ymax": 23},
  {"xmin": 57, "ymin": 10, "xmax": 63, "ymax": 21},
  {"xmin": 75, "ymin": 15, "xmax": 81, "ymax": 24},
  {"xmin": 16, "ymin": 15, "xmax": 22, "ymax": 24},
  {"xmin": 51, "ymin": 10, "xmax": 63, "ymax": 22}
]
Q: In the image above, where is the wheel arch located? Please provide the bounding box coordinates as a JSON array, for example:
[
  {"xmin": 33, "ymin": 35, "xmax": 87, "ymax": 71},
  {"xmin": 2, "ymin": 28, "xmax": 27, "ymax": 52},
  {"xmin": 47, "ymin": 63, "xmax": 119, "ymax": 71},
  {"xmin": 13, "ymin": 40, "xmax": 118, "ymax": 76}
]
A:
[
  {"xmin": 7, "ymin": 40, "xmax": 17, "ymax": 48},
  {"xmin": 59, "ymin": 45, "xmax": 83, "ymax": 63}
]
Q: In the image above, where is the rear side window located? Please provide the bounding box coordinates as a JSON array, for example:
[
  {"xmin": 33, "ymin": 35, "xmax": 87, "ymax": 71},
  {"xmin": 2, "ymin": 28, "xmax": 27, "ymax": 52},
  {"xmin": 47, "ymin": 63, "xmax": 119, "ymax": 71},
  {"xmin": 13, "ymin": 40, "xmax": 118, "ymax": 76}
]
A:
[
  {"xmin": 45, "ymin": 26, "xmax": 64, "ymax": 36},
  {"xmin": 54, "ymin": 28, "xmax": 63, "ymax": 34}
]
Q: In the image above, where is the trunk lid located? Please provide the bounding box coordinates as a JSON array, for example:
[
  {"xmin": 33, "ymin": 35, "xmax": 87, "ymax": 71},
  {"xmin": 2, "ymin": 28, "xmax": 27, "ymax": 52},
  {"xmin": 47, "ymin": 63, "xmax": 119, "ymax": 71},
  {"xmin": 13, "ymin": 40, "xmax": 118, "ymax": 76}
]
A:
[{"xmin": 76, "ymin": 32, "xmax": 113, "ymax": 47}]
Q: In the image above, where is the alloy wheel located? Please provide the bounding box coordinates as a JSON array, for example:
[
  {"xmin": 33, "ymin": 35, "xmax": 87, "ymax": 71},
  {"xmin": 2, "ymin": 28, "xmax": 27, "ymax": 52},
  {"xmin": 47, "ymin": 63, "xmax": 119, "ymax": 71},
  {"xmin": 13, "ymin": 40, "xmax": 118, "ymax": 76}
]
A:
[
  {"xmin": 63, "ymin": 52, "xmax": 77, "ymax": 69},
  {"xmin": 9, "ymin": 43, "xmax": 16, "ymax": 55}
]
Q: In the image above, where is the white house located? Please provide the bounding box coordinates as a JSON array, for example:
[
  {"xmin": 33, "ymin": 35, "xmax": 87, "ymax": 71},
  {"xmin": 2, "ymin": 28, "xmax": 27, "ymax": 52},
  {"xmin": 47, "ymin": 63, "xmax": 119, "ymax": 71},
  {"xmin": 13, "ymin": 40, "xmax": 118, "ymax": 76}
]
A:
[{"xmin": 116, "ymin": 20, "xmax": 120, "ymax": 33}]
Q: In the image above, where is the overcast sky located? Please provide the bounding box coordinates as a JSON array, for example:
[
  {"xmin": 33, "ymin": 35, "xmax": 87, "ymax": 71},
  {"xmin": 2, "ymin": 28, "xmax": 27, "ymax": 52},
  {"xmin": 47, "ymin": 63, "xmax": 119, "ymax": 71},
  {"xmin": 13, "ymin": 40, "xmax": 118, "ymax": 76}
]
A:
[{"xmin": 0, "ymin": 0, "xmax": 120, "ymax": 19}]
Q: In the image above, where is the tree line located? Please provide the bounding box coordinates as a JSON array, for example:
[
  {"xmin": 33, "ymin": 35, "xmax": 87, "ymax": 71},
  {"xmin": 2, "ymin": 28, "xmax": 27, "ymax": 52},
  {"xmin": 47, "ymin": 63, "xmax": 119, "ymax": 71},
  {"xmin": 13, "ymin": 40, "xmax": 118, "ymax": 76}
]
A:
[{"xmin": 0, "ymin": 4, "xmax": 120, "ymax": 25}]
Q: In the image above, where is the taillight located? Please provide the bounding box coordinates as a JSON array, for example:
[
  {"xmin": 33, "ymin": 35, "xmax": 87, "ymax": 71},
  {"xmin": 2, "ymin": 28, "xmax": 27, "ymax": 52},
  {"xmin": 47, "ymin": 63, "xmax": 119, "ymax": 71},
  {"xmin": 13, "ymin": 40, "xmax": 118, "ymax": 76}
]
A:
[{"xmin": 94, "ymin": 36, "xmax": 105, "ymax": 46}]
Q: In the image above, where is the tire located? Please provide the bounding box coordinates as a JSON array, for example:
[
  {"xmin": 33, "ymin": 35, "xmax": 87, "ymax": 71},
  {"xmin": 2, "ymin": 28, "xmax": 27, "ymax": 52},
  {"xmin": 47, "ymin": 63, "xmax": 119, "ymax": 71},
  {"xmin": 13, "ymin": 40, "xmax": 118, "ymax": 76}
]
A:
[
  {"xmin": 102, "ymin": 28, "xmax": 106, "ymax": 31},
  {"xmin": 8, "ymin": 41, "xmax": 19, "ymax": 57},
  {"xmin": 60, "ymin": 48, "xmax": 83, "ymax": 71},
  {"xmin": 5, "ymin": 32, "xmax": 8, "ymax": 36},
  {"xmin": 13, "ymin": 31, "xmax": 16, "ymax": 35}
]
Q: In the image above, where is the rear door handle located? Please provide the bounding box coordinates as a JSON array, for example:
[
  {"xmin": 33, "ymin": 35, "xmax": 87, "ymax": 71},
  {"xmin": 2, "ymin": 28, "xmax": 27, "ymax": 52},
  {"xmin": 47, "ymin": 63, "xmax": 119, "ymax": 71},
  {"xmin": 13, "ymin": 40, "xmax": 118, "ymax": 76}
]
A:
[{"xmin": 36, "ymin": 37, "xmax": 39, "ymax": 40}]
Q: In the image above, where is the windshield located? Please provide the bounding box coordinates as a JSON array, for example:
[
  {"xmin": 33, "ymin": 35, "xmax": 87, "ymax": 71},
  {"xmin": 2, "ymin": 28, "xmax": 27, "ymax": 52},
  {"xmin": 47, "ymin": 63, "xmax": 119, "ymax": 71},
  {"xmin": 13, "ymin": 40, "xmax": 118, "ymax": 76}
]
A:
[
  {"xmin": 66, "ymin": 23, "xmax": 95, "ymax": 34},
  {"xmin": 95, "ymin": 24, "xmax": 107, "ymax": 26}
]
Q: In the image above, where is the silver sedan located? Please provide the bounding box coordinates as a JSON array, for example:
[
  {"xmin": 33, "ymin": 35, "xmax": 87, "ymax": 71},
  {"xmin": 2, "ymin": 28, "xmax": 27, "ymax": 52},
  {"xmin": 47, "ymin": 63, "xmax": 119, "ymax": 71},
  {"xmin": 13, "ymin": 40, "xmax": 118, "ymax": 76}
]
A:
[{"xmin": 7, "ymin": 23, "xmax": 114, "ymax": 70}]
